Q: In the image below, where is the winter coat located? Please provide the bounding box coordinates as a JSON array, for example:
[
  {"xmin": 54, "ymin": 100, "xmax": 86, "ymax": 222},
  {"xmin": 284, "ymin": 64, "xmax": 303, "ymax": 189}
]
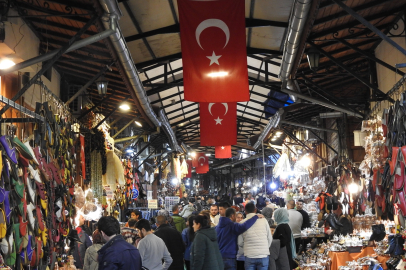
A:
[
  {"xmin": 215, "ymin": 216, "xmax": 258, "ymax": 258},
  {"xmin": 273, "ymin": 223, "xmax": 294, "ymax": 270},
  {"xmin": 83, "ymin": 243, "xmax": 102, "ymax": 270},
  {"xmin": 181, "ymin": 228, "xmax": 193, "ymax": 261},
  {"xmin": 72, "ymin": 227, "xmax": 92, "ymax": 269},
  {"xmin": 98, "ymin": 235, "xmax": 142, "ymax": 270},
  {"xmin": 190, "ymin": 227, "xmax": 224, "ymax": 270},
  {"xmin": 256, "ymin": 194, "xmax": 266, "ymax": 210},
  {"xmin": 238, "ymin": 213, "xmax": 272, "ymax": 258},
  {"xmin": 154, "ymin": 224, "xmax": 185, "ymax": 270},
  {"xmin": 180, "ymin": 204, "xmax": 195, "ymax": 218},
  {"xmin": 268, "ymin": 240, "xmax": 290, "ymax": 270},
  {"xmin": 172, "ymin": 214, "xmax": 186, "ymax": 233}
]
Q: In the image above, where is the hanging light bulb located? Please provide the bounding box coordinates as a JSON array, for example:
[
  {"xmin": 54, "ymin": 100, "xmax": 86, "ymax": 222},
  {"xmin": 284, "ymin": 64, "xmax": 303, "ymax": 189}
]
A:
[
  {"xmin": 299, "ymin": 155, "xmax": 311, "ymax": 167},
  {"xmin": 172, "ymin": 177, "xmax": 179, "ymax": 185},
  {"xmin": 270, "ymin": 182, "xmax": 276, "ymax": 189},
  {"xmin": 349, "ymin": 182, "xmax": 359, "ymax": 193}
]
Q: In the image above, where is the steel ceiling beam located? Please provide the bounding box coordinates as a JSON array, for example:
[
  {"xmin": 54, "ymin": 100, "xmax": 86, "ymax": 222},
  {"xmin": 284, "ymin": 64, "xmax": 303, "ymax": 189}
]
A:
[
  {"xmin": 125, "ymin": 18, "xmax": 288, "ymax": 43},
  {"xmin": 136, "ymin": 47, "xmax": 283, "ymax": 70},
  {"xmin": 14, "ymin": 1, "xmax": 90, "ymax": 23},
  {"xmin": 40, "ymin": 38, "xmax": 111, "ymax": 58},
  {"xmin": 112, "ymin": 117, "xmax": 139, "ymax": 139},
  {"xmin": 310, "ymin": 6, "xmax": 405, "ymax": 40},
  {"xmin": 122, "ymin": 1, "xmax": 156, "ymax": 59},
  {"xmin": 308, "ymin": 41, "xmax": 394, "ymax": 103},
  {"xmin": 93, "ymin": 97, "xmax": 130, "ymax": 130},
  {"xmin": 331, "ymin": 0, "xmax": 406, "ymax": 57},
  {"xmin": 300, "ymin": 38, "xmax": 381, "ymax": 66},
  {"xmin": 0, "ymin": 15, "xmax": 98, "ymax": 115},
  {"xmin": 281, "ymin": 85, "xmax": 364, "ymax": 118},
  {"xmin": 314, "ymin": 0, "xmax": 393, "ymax": 26},
  {"xmin": 281, "ymin": 120, "xmax": 338, "ymax": 133},
  {"xmin": 151, "ymin": 91, "xmax": 184, "ymax": 105},
  {"xmin": 29, "ymin": 17, "xmax": 98, "ymax": 36}
]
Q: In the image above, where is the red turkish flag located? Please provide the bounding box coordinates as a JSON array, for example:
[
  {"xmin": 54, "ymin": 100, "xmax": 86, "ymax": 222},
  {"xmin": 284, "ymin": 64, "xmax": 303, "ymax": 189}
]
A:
[
  {"xmin": 200, "ymin": 102, "xmax": 237, "ymax": 146},
  {"xmin": 186, "ymin": 160, "xmax": 192, "ymax": 178},
  {"xmin": 195, "ymin": 153, "xmax": 209, "ymax": 173},
  {"xmin": 215, "ymin": 145, "xmax": 232, "ymax": 159},
  {"xmin": 178, "ymin": 0, "xmax": 249, "ymax": 102}
]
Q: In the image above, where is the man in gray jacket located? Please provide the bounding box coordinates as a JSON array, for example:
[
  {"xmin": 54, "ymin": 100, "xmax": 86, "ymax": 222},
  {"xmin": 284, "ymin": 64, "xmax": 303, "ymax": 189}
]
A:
[
  {"xmin": 287, "ymin": 200, "xmax": 303, "ymax": 253},
  {"xmin": 136, "ymin": 219, "xmax": 173, "ymax": 270}
]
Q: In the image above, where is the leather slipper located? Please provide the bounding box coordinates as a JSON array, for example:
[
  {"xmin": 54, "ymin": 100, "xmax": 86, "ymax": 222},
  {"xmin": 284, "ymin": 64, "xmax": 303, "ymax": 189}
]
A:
[
  {"xmin": 0, "ymin": 136, "xmax": 17, "ymax": 164},
  {"xmin": 0, "ymin": 209, "xmax": 6, "ymax": 239}
]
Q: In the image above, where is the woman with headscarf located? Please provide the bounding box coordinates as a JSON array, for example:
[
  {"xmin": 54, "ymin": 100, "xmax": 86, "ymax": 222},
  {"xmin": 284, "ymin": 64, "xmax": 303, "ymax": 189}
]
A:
[
  {"xmin": 83, "ymin": 229, "xmax": 104, "ymax": 270},
  {"xmin": 273, "ymin": 208, "xmax": 296, "ymax": 269},
  {"xmin": 261, "ymin": 207, "xmax": 274, "ymax": 227}
]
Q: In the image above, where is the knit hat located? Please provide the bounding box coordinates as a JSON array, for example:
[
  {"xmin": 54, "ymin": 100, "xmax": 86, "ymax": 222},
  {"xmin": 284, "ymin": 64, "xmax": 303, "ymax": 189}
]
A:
[{"xmin": 92, "ymin": 229, "xmax": 104, "ymax": 244}]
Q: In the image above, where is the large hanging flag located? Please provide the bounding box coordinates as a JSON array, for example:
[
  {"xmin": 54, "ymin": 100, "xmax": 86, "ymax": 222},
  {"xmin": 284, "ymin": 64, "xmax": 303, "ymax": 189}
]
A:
[
  {"xmin": 178, "ymin": 0, "xmax": 249, "ymax": 102},
  {"xmin": 195, "ymin": 153, "xmax": 209, "ymax": 173},
  {"xmin": 200, "ymin": 102, "xmax": 237, "ymax": 146},
  {"xmin": 215, "ymin": 145, "xmax": 232, "ymax": 159}
]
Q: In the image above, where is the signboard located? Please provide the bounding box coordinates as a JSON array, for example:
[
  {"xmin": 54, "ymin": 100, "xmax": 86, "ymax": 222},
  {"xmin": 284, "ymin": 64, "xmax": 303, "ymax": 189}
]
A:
[
  {"xmin": 148, "ymin": 199, "xmax": 158, "ymax": 209},
  {"xmin": 104, "ymin": 186, "xmax": 113, "ymax": 200},
  {"xmin": 132, "ymin": 187, "xmax": 139, "ymax": 200},
  {"xmin": 147, "ymin": 190, "xmax": 153, "ymax": 200}
]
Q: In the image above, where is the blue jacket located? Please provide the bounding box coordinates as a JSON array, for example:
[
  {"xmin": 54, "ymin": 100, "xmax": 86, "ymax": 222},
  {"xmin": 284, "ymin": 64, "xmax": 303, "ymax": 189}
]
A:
[
  {"xmin": 182, "ymin": 228, "xmax": 193, "ymax": 261},
  {"xmin": 97, "ymin": 235, "xmax": 142, "ymax": 270},
  {"xmin": 215, "ymin": 216, "xmax": 258, "ymax": 258}
]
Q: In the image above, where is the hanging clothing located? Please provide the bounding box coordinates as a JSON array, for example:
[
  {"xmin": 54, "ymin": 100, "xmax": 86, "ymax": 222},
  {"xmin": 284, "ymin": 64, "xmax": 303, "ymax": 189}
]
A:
[
  {"xmin": 102, "ymin": 150, "xmax": 124, "ymax": 186},
  {"xmin": 180, "ymin": 159, "xmax": 188, "ymax": 179}
]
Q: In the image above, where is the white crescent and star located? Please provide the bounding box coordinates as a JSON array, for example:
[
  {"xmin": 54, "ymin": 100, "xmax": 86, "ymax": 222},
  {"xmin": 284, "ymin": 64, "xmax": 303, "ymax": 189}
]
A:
[
  {"xmin": 221, "ymin": 146, "xmax": 225, "ymax": 150},
  {"xmin": 198, "ymin": 156, "xmax": 206, "ymax": 166},
  {"xmin": 208, "ymin": 103, "xmax": 228, "ymax": 125},
  {"xmin": 207, "ymin": 51, "xmax": 221, "ymax": 66},
  {"xmin": 195, "ymin": 19, "xmax": 230, "ymax": 66},
  {"xmin": 195, "ymin": 19, "xmax": 230, "ymax": 50},
  {"xmin": 208, "ymin": 103, "xmax": 228, "ymax": 116}
]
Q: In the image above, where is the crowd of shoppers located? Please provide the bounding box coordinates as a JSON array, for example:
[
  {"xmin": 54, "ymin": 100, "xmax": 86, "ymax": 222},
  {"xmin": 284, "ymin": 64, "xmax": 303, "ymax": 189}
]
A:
[{"xmin": 70, "ymin": 192, "xmax": 340, "ymax": 270}]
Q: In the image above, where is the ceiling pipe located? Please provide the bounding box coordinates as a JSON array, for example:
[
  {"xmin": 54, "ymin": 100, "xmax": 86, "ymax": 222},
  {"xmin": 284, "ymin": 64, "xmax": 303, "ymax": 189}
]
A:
[
  {"xmin": 159, "ymin": 109, "xmax": 183, "ymax": 153},
  {"xmin": 280, "ymin": 120, "xmax": 338, "ymax": 133},
  {"xmin": 98, "ymin": 0, "xmax": 161, "ymax": 127},
  {"xmin": 281, "ymin": 86, "xmax": 364, "ymax": 118},
  {"xmin": 252, "ymin": 111, "xmax": 280, "ymax": 150},
  {"xmin": 213, "ymin": 152, "xmax": 272, "ymax": 170},
  {"xmin": 252, "ymin": 0, "xmax": 311, "ymax": 150},
  {"xmin": 279, "ymin": 0, "xmax": 312, "ymax": 82},
  {"xmin": 0, "ymin": 17, "xmax": 117, "ymax": 76}
]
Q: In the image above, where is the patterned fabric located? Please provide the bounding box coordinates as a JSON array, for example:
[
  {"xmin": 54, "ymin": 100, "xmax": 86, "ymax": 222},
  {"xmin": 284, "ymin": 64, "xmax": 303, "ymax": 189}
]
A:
[{"xmin": 121, "ymin": 227, "xmax": 138, "ymax": 246}]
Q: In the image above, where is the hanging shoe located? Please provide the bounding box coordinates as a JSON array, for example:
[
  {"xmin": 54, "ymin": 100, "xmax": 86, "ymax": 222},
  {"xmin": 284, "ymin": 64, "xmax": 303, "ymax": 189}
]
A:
[
  {"xmin": 26, "ymin": 203, "xmax": 36, "ymax": 231},
  {"xmin": 332, "ymin": 213, "xmax": 343, "ymax": 227},
  {"xmin": 390, "ymin": 147, "xmax": 400, "ymax": 175},
  {"xmin": 385, "ymin": 235, "xmax": 396, "ymax": 254},
  {"xmin": 393, "ymin": 235, "xmax": 405, "ymax": 256},
  {"xmin": 25, "ymin": 176, "xmax": 35, "ymax": 204},
  {"xmin": 0, "ymin": 136, "xmax": 17, "ymax": 164},
  {"xmin": 326, "ymin": 214, "xmax": 339, "ymax": 230}
]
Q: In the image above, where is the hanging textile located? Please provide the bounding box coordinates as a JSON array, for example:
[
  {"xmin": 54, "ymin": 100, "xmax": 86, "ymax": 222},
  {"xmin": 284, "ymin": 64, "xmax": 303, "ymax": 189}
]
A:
[
  {"xmin": 102, "ymin": 150, "xmax": 125, "ymax": 186},
  {"xmin": 180, "ymin": 159, "xmax": 188, "ymax": 179},
  {"xmin": 91, "ymin": 151, "xmax": 103, "ymax": 203}
]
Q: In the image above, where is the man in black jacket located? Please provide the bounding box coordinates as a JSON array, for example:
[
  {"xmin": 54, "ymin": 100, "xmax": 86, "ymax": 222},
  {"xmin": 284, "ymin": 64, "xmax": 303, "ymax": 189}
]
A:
[
  {"xmin": 154, "ymin": 215, "xmax": 185, "ymax": 270},
  {"xmin": 296, "ymin": 200, "xmax": 311, "ymax": 229}
]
